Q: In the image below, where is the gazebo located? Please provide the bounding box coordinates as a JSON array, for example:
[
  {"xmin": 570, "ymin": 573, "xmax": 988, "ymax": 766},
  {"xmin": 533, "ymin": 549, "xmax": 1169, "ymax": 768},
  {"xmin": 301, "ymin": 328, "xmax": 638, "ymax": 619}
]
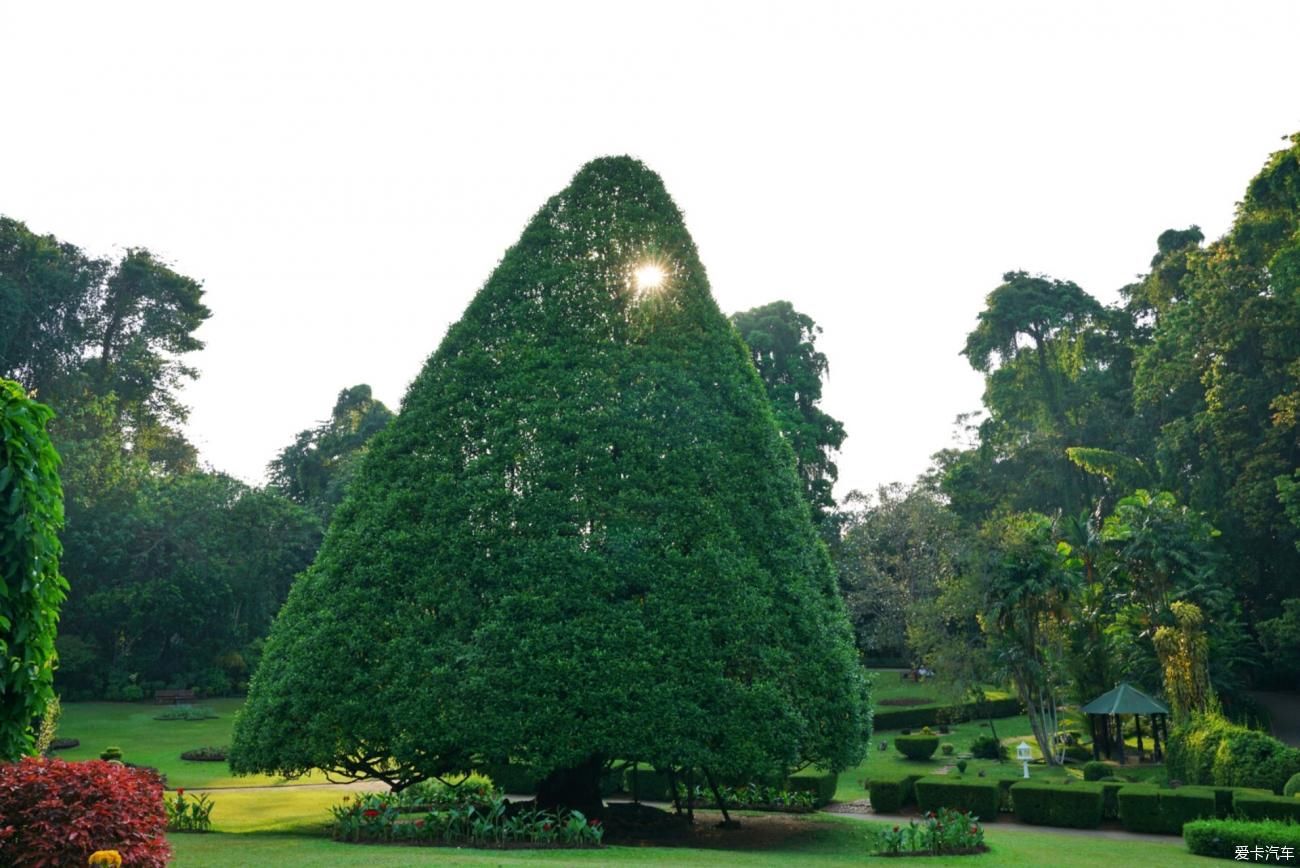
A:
[{"xmin": 1081, "ymin": 682, "xmax": 1171, "ymax": 763}]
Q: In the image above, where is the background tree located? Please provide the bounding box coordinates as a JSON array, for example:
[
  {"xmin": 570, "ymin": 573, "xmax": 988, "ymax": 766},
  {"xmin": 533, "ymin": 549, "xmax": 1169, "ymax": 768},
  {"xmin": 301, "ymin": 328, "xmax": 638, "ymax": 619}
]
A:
[
  {"xmin": 731, "ymin": 301, "xmax": 845, "ymax": 532},
  {"xmin": 0, "ymin": 379, "xmax": 67, "ymax": 760},
  {"xmin": 834, "ymin": 482, "xmax": 964, "ymax": 664},
  {"xmin": 232, "ymin": 157, "xmax": 870, "ymax": 812},
  {"xmin": 267, "ymin": 384, "xmax": 394, "ymax": 522},
  {"xmin": 975, "ymin": 512, "xmax": 1079, "ymax": 765}
]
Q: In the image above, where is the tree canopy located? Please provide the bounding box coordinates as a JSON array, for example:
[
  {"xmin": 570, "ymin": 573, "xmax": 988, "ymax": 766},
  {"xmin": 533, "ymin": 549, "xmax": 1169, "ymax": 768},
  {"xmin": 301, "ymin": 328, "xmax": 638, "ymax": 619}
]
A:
[{"xmin": 231, "ymin": 156, "xmax": 870, "ymax": 810}]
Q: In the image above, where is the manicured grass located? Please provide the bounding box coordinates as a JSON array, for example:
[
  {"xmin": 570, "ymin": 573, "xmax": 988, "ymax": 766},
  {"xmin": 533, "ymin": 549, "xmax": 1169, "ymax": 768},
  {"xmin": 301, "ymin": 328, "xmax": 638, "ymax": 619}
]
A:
[
  {"xmin": 167, "ymin": 797, "xmax": 1207, "ymax": 866},
  {"xmin": 55, "ymin": 699, "xmax": 326, "ymax": 788}
]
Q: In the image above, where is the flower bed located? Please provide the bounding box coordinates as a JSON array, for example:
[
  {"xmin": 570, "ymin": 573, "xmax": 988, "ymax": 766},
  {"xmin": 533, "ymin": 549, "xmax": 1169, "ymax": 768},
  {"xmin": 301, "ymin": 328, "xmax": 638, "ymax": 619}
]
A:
[{"xmin": 868, "ymin": 808, "xmax": 987, "ymax": 857}]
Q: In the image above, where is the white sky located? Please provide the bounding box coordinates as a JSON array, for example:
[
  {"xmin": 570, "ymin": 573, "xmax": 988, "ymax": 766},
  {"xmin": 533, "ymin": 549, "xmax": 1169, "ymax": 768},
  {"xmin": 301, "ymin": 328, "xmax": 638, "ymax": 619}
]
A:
[{"xmin": 3, "ymin": 1, "xmax": 1298, "ymax": 499}]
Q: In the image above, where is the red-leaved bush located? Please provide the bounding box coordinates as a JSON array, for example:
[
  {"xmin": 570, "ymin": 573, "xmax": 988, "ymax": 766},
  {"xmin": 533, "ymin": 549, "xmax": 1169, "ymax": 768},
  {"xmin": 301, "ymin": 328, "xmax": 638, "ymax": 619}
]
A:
[{"xmin": 0, "ymin": 757, "xmax": 171, "ymax": 867}]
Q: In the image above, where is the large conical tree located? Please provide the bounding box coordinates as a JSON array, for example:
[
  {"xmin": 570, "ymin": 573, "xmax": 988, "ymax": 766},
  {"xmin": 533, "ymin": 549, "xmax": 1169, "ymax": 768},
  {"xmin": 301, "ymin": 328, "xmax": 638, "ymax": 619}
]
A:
[{"xmin": 230, "ymin": 156, "xmax": 870, "ymax": 812}]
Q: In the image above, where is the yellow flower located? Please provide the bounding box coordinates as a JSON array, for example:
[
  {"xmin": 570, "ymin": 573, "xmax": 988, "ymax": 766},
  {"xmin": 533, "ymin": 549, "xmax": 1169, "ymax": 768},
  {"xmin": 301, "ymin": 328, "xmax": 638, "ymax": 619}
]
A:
[{"xmin": 88, "ymin": 851, "xmax": 122, "ymax": 868}]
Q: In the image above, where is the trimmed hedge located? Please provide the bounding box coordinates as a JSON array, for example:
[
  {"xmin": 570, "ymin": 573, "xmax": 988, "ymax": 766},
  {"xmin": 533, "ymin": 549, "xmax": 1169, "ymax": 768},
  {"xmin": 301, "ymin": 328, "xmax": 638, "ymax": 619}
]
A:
[
  {"xmin": 1285, "ymin": 772, "xmax": 1300, "ymax": 798},
  {"xmin": 874, "ymin": 697, "xmax": 1021, "ymax": 731},
  {"xmin": 1211, "ymin": 786, "xmax": 1269, "ymax": 818},
  {"xmin": 914, "ymin": 777, "xmax": 1000, "ymax": 820},
  {"xmin": 969, "ymin": 734, "xmax": 1008, "ymax": 760},
  {"xmin": 895, "ymin": 734, "xmax": 940, "ymax": 760},
  {"xmin": 1010, "ymin": 781, "xmax": 1104, "ymax": 829},
  {"xmin": 1185, "ymin": 818, "xmax": 1300, "ymax": 860},
  {"xmin": 1118, "ymin": 785, "xmax": 1217, "ymax": 835},
  {"xmin": 868, "ymin": 773, "xmax": 925, "ymax": 813},
  {"xmin": 1233, "ymin": 791, "xmax": 1300, "ymax": 823},
  {"xmin": 1099, "ymin": 780, "xmax": 1126, "ymax": 820},
  {"xmin": 785, "ymin": 770, "xmax": 838, "ymax": 806}
]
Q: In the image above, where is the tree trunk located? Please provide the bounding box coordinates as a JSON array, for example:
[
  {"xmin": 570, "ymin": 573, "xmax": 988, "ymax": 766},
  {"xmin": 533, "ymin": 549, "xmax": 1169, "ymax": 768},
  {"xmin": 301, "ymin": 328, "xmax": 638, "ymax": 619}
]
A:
[{"xmin": 535, "ymin": 756, "xmax": 605, "ymax": 817}]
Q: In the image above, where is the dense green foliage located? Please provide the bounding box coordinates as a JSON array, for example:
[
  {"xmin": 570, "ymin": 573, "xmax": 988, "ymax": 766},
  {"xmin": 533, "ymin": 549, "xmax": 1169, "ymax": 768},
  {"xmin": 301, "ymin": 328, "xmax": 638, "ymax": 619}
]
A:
[
  {"xmin": 1166, "ymin": 714, "xmax": 1300, "ymax": 793},
  {"xmin": 267, "ymin": 384, "xmax": 394, "ymax": 523},
  {"xmin": 730, "ymin": 301, "xmax": 845, "ymax": 531},
  {"xmin": 1184, "ymin": 818, "xmax": 1300, "ymax": 861},
  {"xmin": 1010, "ymin": 781, "xmax": 1104, "ymax": 829},
  {"xmin": 929, "ymin": 134, "xmax": 1300, "ymax": 704},
  {"xmin": 231, "ymin": 156, "xmax": 869, "ymax": 808},
  {"xmin": 0, "ymin": 379, "xmax": 67, "ymax": 760}
]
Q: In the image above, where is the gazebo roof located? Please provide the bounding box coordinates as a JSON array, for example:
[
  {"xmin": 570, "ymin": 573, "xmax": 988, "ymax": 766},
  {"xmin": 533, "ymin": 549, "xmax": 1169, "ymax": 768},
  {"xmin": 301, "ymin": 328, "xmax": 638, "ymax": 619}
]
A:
[{"xmin": 1081, "ymin": 682, "xmax": 1170, "ymax": 716}]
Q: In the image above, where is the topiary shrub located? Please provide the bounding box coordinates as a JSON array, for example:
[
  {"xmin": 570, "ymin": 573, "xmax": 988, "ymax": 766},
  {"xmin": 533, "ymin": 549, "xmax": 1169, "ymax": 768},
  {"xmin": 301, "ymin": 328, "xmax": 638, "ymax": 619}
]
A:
[
  {"xmin": 1185, "ymin": 818, "xmax": 1300, "ymax": 860},
  {"xmin": 0, "ymin": 757, "xmax": 171, "ymax": 866},
  {"xmin": 914, "ymin": 777, "xmax": 1000, "ymax": 820},
  {"xmin": 941, "ymin": 743, "xmax": 955, "ymax": 756},
  {"xmin": 100, "ymin": 746, "xmax": 123, "ymax": 761},
  {"xmin": 868, "ymin": 773, "xmax": 925, "ymax": 814},
  {"xmin": 1082, "ymin": 761, "xmax": 1109, "ymax": 781},
  {"xmin": 969, "ymin": 734, "xmax": 1007, "ymax": 760},
  {"xmin": 1010, "ymin": 781, "xmax": 1104, "ymax": 829},
  {"xmin": 895, "ymin": 734, "xmax": 940, "ymax": 760},
  {"xmin": 180, "ymin": 746, "xmax": 228, "ymax": 762},
  {"xmin": 1284, "ymin": 772, "xmax": 1300, "ymax": 798}
]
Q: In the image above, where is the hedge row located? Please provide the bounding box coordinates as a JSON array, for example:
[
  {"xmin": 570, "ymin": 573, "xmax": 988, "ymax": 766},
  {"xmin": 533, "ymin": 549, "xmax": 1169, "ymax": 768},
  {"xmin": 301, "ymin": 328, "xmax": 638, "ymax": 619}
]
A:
[
  {"xmin": 1011, "ymin": 781, "xmax": 1104, "ymax": 829},
  {"xmin": 867, "ymin": 773, "xmax": 926, "ymax": 813},
  {"xmin": 914, "ymin": 777, "xmax": 1000, "ymax": 820},
  {"xmin": 874, "ymin": 697, "xmax": 1022, "ymax": 731},
  {"xmin": 1233, "ymin": 791, "xmax": 1300, "ymax": 823},
  {"xmin": 1117, "ymin": 785, "xmax": 1218, "ymax": 834},
  {"xmin": 785, "ymin": 771, "xmax": 839, "ymax": 806},
  {"xmin": 1184, "ymin": 818, "xmax": 1300, "ymax": 860}
]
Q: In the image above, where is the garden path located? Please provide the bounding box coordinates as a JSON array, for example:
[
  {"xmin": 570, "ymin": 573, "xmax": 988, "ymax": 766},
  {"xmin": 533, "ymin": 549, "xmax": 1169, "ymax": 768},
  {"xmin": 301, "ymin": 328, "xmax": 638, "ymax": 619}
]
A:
[{"xmin": 837, "ymin": 810, "xmax": 1177, "ymax": 844}]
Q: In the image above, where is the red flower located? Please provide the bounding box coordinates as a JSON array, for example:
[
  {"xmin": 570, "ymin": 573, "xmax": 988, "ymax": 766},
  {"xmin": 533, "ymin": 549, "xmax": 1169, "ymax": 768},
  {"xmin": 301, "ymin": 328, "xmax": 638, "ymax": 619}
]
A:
[
  {"xmin": 589, "ymin": 818, "xmax": 601, "ymax": 827},
  {"xmin": 415, "ymin": 820, "xmax": 425, "ymax": 829},
  {"xmin": 363, "ymin": 809, "xmax": 380, "ymax": 819},
  {"xmin": 543, "ymin": 823, "xmax": 552, "ymax": 831},
  {"xmin": 893, "ymin": 825, "xmax": 900, "ymax": 832},
  {"xmin": 176, "ymin": 789, "xmax": 184, "ymax": 797},
  {"xmin": 970, "ymin": 825, "xmax": 978, "ymax": 834}
]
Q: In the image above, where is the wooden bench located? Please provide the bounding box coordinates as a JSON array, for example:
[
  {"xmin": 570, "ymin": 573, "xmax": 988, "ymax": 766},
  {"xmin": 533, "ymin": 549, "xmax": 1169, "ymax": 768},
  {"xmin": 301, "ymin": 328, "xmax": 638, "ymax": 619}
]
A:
[{"xmin": 154, "ymin": 689, "xmax": 196, "ymax": 705}]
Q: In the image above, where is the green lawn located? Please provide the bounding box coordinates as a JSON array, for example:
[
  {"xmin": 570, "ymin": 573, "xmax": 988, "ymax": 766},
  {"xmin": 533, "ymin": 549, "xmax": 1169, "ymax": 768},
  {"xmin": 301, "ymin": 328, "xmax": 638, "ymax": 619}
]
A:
[
  {"xmin": 167, "ymin": 798, "xmax": 1207, "ymax": 866},
  {"xmin": 55, "ymin": 699, "xmax": 327, "ymax": 788}
]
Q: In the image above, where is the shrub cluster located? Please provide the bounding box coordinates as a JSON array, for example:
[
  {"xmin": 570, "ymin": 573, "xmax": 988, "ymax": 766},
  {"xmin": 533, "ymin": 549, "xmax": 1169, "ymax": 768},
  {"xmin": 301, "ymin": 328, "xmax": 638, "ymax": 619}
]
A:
[
  {"xmin": 330, "ymin": 792, "xmax": 603, "ymax": 848},
  {"xmin": 1184, "ymin": 818, "xmax": 1300, "ymax": 860},
  {"xmin": 1010, "ymin": 781, "xmax": 1104, "ymax": 829},
  {"xmin": 968, "ymin": 734, "xmax": 1008, "ymax": 760},
  {"xmin": 868, "ymin": 773, "xmax": 925, "ymax": 813},
  {"xmin": 895, "ymin": 734, "xmax": 941, "ymax": 760},
  {"xmin": 1285, "ymin": 772, "xmax": 1300, "ymax": 798},
  {"xmin": 1081, "ymin": 761, "xmax": 1110, "ymax": 781},
  {"xmin": 0, "ymin": 757, "xmax": 171, "ymax": 866},
  {"xmin": 678, "ymin": 782, "xmax": 815, "ymax": 812},
  {"xmin": 1167, "ymin": 714, "xmax": 1300, "ymax": 793},
  {"xmin": 869, "ymin": 807, "xmax": 986, "ymax": 856},
  {"xmin": 180, "ymin": 746, "xmax": 227, "ymax": 762},
  {"xmin": 914, "ymin": 777, "xmax": 1001, "ymax": 820}
]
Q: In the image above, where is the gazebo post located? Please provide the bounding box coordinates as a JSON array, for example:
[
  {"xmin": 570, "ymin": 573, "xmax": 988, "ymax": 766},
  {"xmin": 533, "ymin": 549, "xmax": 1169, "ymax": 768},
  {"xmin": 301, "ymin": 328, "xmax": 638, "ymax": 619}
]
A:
[
  {"xmin": 1135, "ymin": 714, "xmax": 1144, "ymax": 762},
  {"xmin": 1090, "ymin": 715, "xmax": 1101, "ymax": 760},
  {"xmin": 1114, "ymin": 714, "xmax": 1125, "ymax": 764}
]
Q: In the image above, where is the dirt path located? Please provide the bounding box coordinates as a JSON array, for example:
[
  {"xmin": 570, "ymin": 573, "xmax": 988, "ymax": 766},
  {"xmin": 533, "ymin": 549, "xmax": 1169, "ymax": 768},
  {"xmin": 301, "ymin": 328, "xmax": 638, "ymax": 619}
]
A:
[{"xmin": 1250, "ymin": 691, "xmax": 1300, "ymax": 747}]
